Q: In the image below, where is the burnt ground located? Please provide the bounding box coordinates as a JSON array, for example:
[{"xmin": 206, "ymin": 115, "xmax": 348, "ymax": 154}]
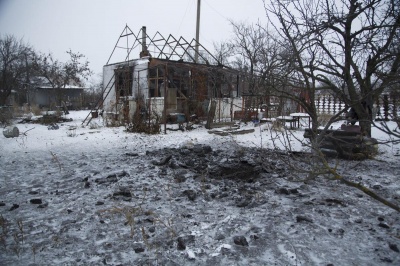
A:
[{"xmin": 1, "ymin": 144, "xmax": 399, "ymax": 265}]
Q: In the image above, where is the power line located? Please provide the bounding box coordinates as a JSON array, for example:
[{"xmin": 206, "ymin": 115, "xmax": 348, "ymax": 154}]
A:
[
  {"xmin": 177, "ymin": 0, "xmax": 194, "ymax": 35},
  {"xmin": 203, "ymin": 0, "xmax": 229, "ymax": 21}
]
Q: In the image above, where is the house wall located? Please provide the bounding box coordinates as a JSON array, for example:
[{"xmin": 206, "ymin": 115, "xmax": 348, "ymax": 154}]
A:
[
  {"xmin": 29, "ymin": 88, "xmax": 83, "ymax": 109},
  {"xmin": 103, "ymin": 64, "xmax": 117, "ymax": 113},
  {"xmin": 213, "ymin": 97, "xmax": 243, "ymax": 120},
  {"xmin": 148, "ymin": 97, "xmax": 164, "ymax": 117},
  {"xmin": 102, "ymin": 58, "xmax": 243, "ymax": 123},
  {"xmin": 31, "ymin": 89, "xmax": 51, "ymax": 107},
  {"xmin": 132, "ymin": 58, "xmax": 149, "ymax": 100},
  {"xmin": 103, "ymin": 58, "xmax": 150, "ymax": 120}
]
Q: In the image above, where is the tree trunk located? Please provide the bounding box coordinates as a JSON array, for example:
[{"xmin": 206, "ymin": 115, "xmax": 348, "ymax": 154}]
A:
[
  {"xmin": 359, "ymin": 118, "xmax": 372, "ymax": 137},
  {"xmin": 0, "ymin": 94, "xmax": 11, "ymax": 106}
]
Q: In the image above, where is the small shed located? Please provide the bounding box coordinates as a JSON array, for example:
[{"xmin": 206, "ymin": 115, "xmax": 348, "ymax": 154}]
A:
[{"xmin": 28, "ymin": 86, "xmax": 84, "ymax": 110}]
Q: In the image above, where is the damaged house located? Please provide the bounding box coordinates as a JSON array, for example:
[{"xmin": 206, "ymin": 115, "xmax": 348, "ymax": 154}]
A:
[
  {"xmin": 83, "ymin": 26, "xmax": 311, "ymax": 130},
  {"xmin": 98, "ymin": 26, "xmax": 244, "ymax": 129}
]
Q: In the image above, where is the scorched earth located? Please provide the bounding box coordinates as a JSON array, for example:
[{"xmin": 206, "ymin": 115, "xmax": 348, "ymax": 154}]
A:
[{"xmin": 0, "ymin": 111, "xmax": 399, "ymax": 265}]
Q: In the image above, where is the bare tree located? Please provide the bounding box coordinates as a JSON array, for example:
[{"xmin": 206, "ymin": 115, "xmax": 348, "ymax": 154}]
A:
[
  {"xmin": 0, "ymin": 35, "xmax": 33, "ymax": 106},
  {"xmin": 229, "ymin": 21, "xmax": 288, "ymax": 115},
  {"xmin": 262, "ymin": 0, "xmax": 400, "ymax": 212},
  {"xmin": 33, "ymin": 49, "xmax": 92, "ymax": 89},
  {"xmin": 31, "ymin": 50, "xmax": 92, "ymax": 109},
  {"xmin": 230, "ymin": 21, "xmax": 267, "ymax": 96},
  {"xmin": 212, "ymin": 41, "xmax": 234, "ymax": 66},
  {"xmin": 265, "ymin": 0, "xmax": 400, "ymax": 137}
]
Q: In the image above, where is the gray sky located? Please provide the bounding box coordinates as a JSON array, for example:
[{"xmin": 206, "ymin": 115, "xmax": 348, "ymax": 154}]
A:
[{"xmin": 0, "ymin": 0, "xmax": 268, "ymax": 83}]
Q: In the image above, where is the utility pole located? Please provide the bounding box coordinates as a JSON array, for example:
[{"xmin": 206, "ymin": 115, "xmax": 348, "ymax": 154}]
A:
[{"xmin": 195, "ymin": 0, "xmax": 201, "ymax": 63}]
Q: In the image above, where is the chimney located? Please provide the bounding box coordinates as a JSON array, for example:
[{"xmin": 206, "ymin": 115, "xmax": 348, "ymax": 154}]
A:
[{"xmin": 140, "ymin": 26, "xmax": 150, "ymax": 58}]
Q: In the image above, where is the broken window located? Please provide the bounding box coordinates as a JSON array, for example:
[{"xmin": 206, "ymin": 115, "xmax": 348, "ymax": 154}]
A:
[{"xmin": 115, "ymin": 66, "xmax": 133, "ymax": 101}]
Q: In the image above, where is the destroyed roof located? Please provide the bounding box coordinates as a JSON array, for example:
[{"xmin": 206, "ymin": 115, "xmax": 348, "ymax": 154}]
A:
[{"xmin": 105, "ymin": 25, "xmax": 228, "ymax": 69}]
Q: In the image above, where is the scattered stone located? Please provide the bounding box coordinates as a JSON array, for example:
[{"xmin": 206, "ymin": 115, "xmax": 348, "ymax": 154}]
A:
[
  {"xmin": 145, "ymin": 217, "xmax": 155, "ymax": 223},
  {"xmin": 95, "ymin": 177, "xmax": 117, "ymax": 184},
  {"xmin": 296, "ymin": 216, "xmax": 313, "ymax": 223},
  {"xmin": 389, "ymin": 243, "xmax": 399, "ymax": 253},
  {"xmin": 9, "ymin": 204, "xmax": 19, "ymax": 211},
  {"xmin": 30, "ymin": 198, "xmax": 42, "ymax": 204},
  {"xmin": 187, "ymin": 249, "xmax": 196, "ymax": 260},
  {"xmin": 125, "ymin": 152, "xmax": 139, "ymax": 157},
  {"xmin": 174, "ymin": 170, "xmax": 188, "ymax": 183},
  {"xmin": 325, "ymin": 198, "xmax": 346, "ymax": 206},
  {"xmin": 233, "ymin": 236, "xmax": 249, "ymax": 246},
  {"xmin": 148, "ymin": 226, "xmax": 156, "ymax": 233},
  {"xmin": 113, "ymin": 187, "xmax": 132, "ymax": 201},
  {"xmin": 378, "ymin": 223, "xmax": 390, "ymax": 229},
  {"xmin": 215, "ymin": 233, "xmax": 226, "ymax": 241},
  {"xmin": 250, "ymin": 234, "xmax": 259, "ymax": 240},
  {"xmin": 192, "ymin": 144, "xmax": 212, "ymax": 154},
  {"xmin": 133, "ymin": 243, "xmax": 145, "ymax": 253},
  {"xmin": 134, "ymin": 247, "xmax": 145, "ymax": 253},
  {"xmin": 183, "ymin": 190, "xmax": 197, "ymax": 201},
  {"xmin": 96, "ymin": 201, "xmax": 104, "ymax": 206},
  {"xmin": 94, "ymin": 171, "xmax": 127, "ymax": 184},
  {"xmin": 177, "ymin": 237, "xmax": 186, "ymax": 250},
  {"xmin": 380, "ymin": 257, "xmax": 393, "ymax": 263},
  {"xmin": 47, "ymin": 123, "xmax": 59, "ymax": 130},
  {"xmin": 3, "ymin": 126, "xmax": 19, "ymax": 138},
  {"xmin": 152, "ymin": 155, "xmax": 172, "ymax": 166},
  {"xmin": 0, "ymin": 202, "xmax": 5, "ymax": 207},
  {"xmin": 372, "ymin": 184, "xmax": 382, "ymax": 190},
  {"xmin": 276, "ymin": 187, "xmax": 298, "ymax": 195},
  {"xmin": 236, "ymin": 197, "xmax": 251, "ymax": 207},
  {"xmin": 61, "ymin": 219, "xmax": 77, "ymax": 226},
  {"xmin": 28, "ymin": 190, "xmax": 39, "ymax": 195},
  {"xmin": 38, "ymin": 202, "xmax": 48, "ymax": 208},
  {"xmin": 84, "ymin": 181, "xmax": 90, "ymax": 188},
  {"xmin": 177, "ymin": 235, "xmax": 195, "ymax": 251}
]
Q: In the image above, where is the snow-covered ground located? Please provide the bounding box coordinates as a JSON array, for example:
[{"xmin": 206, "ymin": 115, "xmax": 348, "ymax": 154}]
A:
[{"xmin": 1, "ymin": 111, "xmax": 399, "ymax": 265}]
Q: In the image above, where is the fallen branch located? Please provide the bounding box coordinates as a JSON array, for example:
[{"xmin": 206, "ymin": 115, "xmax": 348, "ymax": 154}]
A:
[
  {"xmin": 339, "ymin": 177, "xmax": 400, "ymax": 212},
  {"xmin": 20, "ymin": 127, "xmax": 35, "ymax": 136},
  {"xmin": 319, "ymin": 153, "xmax": 400, "ymax": 212}
]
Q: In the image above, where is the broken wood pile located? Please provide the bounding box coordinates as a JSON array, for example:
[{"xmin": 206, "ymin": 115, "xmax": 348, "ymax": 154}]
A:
[{"xmin": 304, "ymin": 128, "xmax": 378, "ymax": 160}]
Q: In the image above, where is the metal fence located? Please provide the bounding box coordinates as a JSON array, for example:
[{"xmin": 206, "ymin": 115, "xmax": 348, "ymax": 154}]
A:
[{"xmin": 316, "ymin": 94, "xmax": 400, "ymax": 120}]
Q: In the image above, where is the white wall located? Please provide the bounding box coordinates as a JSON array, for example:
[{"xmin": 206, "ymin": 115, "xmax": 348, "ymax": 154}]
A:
[
  {"xmin": 132, "ymin": 58, "xmax": 149, "ymax": 100},
  {"xmin": 213, "ymin": 97, "xmax": 243, "ymax": 120},
  {"xmin": 102, "ymin": 64, "xmax": 117, "ymax": 113},
  {"xmin": 148, "ymin": 97, "xmax": 164, "ymax": 117},
  {"xmin": 103, "ymin": 58, "xmax": 149, "ymax": 118}
]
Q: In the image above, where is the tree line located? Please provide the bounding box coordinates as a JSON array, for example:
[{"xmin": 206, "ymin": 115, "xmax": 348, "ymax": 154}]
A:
[
  {"xmin": 0, "ymin": 34, "xmax": 96, "ymax": 107},
  {"xmin": 212, "ymin": 0, "xmax": 399, "ymax": 138}
]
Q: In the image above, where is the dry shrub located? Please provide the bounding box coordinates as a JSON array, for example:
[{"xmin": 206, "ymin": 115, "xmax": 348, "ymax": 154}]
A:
[
  {"xmin": 318, "ymin": 113, "xmax": 333, "ymax": 127},
  {"xmin": 126, "ymin": 110, "xmax": 160, "ymax": 134},
  {"xmin": 0, "ymin": 107, "xmax": 13, "ymax": 126},
  {"xmin": 270, "ymin": 119, "xmax": 284, "ymax": 132},
  {"xmin": 30, "ymin": 104, "xmax": 42, "ymax": 116}
]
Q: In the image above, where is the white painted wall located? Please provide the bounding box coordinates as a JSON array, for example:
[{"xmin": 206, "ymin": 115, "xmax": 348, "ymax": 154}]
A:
[
  {"xmin": 148, "ymin": 97, "xmax": 164, "ymax": 117},
  {"xmin": 132, "ymin": 58, "xmax": 149, "ymax": 100},
  {"xmin": 213, "ymin": 97, "xmax": 243, "ymax": 119},
  {"xmin": 103, "ymin": 58, "xmax": 150, "ymax": 119},
  {"xmin": 102, "ymin": 64, "xmax": 117, "ymax": 113}
]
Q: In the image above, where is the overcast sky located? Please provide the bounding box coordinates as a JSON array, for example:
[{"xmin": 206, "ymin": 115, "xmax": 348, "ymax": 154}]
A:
[{"xmin": 0, "ymin": 0, "xmax": 268, "ymax": 83}]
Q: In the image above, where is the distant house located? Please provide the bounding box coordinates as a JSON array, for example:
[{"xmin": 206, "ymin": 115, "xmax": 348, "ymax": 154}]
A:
[{"xmin": 28, "ymin": 85, "xmax": 84, "ymax": 110}]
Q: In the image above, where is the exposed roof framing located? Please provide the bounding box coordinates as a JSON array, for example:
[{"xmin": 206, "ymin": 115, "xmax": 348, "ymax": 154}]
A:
[{"xmin": 106, "ymin": 25, "xmax": 222, "ymax": 66}]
